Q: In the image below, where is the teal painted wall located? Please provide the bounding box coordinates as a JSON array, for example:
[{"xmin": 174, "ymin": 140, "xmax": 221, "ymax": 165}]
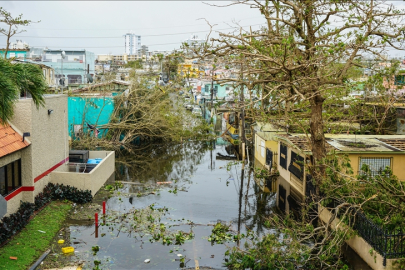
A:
[
  {"xmin": 68, "ymin": 96, "xmax": 114, "ymax": 138},
  {"xmin": 0, "ymin": 50, "xmax": 27, "ymax": 59},
  {"xmin": 203, "ymin": 83, "xmax": 230, "ymax": 98}
]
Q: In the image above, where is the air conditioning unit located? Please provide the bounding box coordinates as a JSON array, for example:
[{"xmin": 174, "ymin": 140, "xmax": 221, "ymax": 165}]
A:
[{"xmin": 69, "ymin": 150, "xmax": 89, "ymax": 163}]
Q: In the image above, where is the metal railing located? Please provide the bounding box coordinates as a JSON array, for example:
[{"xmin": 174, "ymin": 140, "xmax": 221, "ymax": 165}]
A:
[
  {"xmin": 326, "ymin": 199, "xmax": 405, "ymax": 265},
  {"xmin": 67, "ymin": 162, "xmax": 97, "ymax": 173}
]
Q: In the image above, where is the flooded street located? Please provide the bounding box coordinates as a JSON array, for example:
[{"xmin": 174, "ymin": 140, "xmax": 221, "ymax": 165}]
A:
[{"xmin": 45, "ymin": 140, "xmax": 275, "ymax": 269}]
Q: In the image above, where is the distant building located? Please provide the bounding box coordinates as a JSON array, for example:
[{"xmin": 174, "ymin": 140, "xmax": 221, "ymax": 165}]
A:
[
  {"xmin": 10, "ymin": 40, "xmax": 29, "ymax": 50},
  {"xmin": 184, "ymin": 35, "xmax": 205, "ymax": 47},
  {"xmin": 0, "ymin": 49, "xmax": 28, "ymax": 60},
  {"xmin": 139, "ymin": 45, "xmax": 148, "ymax": 56},
  {"xmin": 124, "ymin": 32, "xmax": 141, "ymax": 56},
  {"xmin": 29, "ymin": 48, "xmax": 95, "ymax": 85}
]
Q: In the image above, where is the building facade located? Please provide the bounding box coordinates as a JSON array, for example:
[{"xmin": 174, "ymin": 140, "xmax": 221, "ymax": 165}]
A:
[
  {"xmin": 28, "ymin": 48, "xmax": 95, "ymax": 85},
  {"xmin": 124, "ymin": 33, "xmax": 141, "ymax": 55},
  {"xmin": 0, "ymin": 94, "xmax": 115, "ymax": 218},
  {"xmin": 0, "ymin": 49, "xmax": 28, "ymax": 60}
]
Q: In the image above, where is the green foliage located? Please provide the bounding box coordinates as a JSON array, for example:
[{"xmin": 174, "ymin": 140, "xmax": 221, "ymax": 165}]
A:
[
  {"xmin": 92, "ymin": 245, "xmax": 100, "ymax": 256},
  {"xmin": 225, "ymin": 220, "xmax": 348, "ymax": 269},
  {"xmin": 0, "ymin": 202, "xmax": 71, "ymax": 270},
  {"xmin": 0, "ymin": 182, "xmax": 92, "ymax": 247},
  {"xmin": 322, "ymin": 154, "xmax": 405, "ymax": 231},
  {"xmin": 0, "ymin": 57, "xmax": 46, "ymax": 123},
  {"xmin": 208, "ymin": 223, "xmax": 233, "ymax": 244},
  {"xmin": 125, "ymin": 60, "xmax": 143, "ymax": 69}
]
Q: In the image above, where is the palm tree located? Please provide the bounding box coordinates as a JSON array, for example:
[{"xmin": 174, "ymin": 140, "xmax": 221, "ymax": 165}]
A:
[{"xmin": 0, "ymin": 57, "xmax": 46, "ymax": 124}]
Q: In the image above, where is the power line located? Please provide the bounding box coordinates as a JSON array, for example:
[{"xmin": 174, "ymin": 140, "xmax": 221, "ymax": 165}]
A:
[
  {"xmin": 23, "ymin": 16, "xmax": 263, "ymax": 31},
  {"xmin": 0, "ymin": 41, "xmax": 183, "ymax": 49},
  {"xmin": 14, "ymin": 23, "xmax": 265, "ymax": 39}
]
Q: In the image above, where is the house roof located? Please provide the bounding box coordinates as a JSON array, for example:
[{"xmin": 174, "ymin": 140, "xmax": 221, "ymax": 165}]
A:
[
  {"xmin": 275, "ymin": 134, "xmax": 405, "ymax": 154},
  {"xmin": 0, "ymin": 124, "xmax": 30, "ymax": 158}
]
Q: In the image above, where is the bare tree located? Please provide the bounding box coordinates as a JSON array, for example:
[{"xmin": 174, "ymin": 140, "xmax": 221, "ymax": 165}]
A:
[
  {"xmin": 198, "ymin": 0, "xmax": 405, "ymax": 196},
  {"xmin": 0, "ymin": 8, "xmax": 38, "ymax": 58}
]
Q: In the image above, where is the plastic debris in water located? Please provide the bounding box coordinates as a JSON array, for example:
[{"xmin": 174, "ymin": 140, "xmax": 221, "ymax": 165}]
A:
[
  {"xmin": 177, "ymin": 254, "xmax": 183, "ymax": 257},
  {"xmin": 62, "ymin": 247, "xmax": 75, "ymax": 254},
  {"xmin": 144, "ymin": 259, "xmax": 151, "ymax": 263}
]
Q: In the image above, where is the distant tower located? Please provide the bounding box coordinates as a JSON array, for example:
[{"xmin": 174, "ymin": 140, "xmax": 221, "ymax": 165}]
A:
[{"xmin": 124, "ymin": 32, "xmax": 141, "ymax": 55}]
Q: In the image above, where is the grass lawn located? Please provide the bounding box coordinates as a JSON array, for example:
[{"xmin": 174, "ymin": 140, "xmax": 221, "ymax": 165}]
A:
[{"xmin": 0, "ymin": 201, "xmax": 72, "ymax": 270}]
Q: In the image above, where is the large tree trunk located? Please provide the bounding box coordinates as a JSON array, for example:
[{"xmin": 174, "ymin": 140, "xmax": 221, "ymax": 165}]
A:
[{"xmin": 309, "ymin": 94, "xmax": 326, "ymax": 196}]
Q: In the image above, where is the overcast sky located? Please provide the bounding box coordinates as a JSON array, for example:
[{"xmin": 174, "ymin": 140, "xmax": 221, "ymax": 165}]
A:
[
  {"xmin": 0, "ymin": 1, "xmax": 265, "ymax": 55},
  {"xmin": 2, "ymin": 1, "xmax": 405, "ymax": 57}
]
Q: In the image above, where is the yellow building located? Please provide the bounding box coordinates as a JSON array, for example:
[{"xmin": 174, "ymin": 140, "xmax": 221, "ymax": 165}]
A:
[
  {"xmin": 274, "ymin": 134, "xmax": 405, "ymax": 216},
  {"xmin": 252, "ymin": 123, "xmax": 285, "ymax": 193},
  {"xmin": 253, "ymin": 122, "xmax": 285, "ymax": 170},
  {"xmin": 271, "ymin": 134, "xmax": 405, "ymax": 270},
  {"xmin": 178, "ymin": 60, "xmax": 204, "ymax": 79}
]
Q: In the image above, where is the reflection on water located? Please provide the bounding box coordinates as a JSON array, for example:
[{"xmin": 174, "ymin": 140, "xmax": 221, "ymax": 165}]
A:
[{"xmin": 61, "ymin": 141, "xmax": 276, "ymax": 269}]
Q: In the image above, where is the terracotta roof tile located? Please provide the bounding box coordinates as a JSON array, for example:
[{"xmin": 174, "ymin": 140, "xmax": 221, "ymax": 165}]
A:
[{"xmin": 0, "ymin": 124, "xmax": 30, "ymax": 158}]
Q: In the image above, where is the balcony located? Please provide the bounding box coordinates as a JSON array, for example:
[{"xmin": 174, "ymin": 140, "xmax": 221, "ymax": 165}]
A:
[{"xmin": 50, "ymin": 151, "xmax": 115, "ymax": 196}]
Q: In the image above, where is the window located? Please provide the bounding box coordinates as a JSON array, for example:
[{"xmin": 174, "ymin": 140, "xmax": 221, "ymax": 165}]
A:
[
  {"xmin": 280, "ymin": 143, "xmax": 288, "ymax": 169},
  {"xmin": 288, "ymin": 151, "xmax": 304, "ymax": 180},
  {"xmin": 0, "ymin": 160, "xmax": 22, "ymax": 196},
  {"xmin": 265, "ymin": 148, "xmax": 273, "ymax": 166},
  {"xmin": 359, "ymin": 157, "xmax": 392, "ymax": 177}
]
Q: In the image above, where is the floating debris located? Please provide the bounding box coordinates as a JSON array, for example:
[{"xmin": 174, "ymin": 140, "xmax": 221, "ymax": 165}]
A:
[{"xmin": 144, "ymin": 259, "xmax": 151, "ymax": 263}]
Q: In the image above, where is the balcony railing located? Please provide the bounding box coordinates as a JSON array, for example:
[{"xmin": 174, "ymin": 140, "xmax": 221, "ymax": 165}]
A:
[{"xmin": 326, "ymin": 199, "xmax": 405, "ymax": 265}]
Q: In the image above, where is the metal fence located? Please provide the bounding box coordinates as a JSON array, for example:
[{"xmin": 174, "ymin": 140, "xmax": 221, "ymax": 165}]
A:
[
  {"xmin": 327, "ymin": 199, "xmax": 405, "ymax": 265},
  {"xmin": 354, "ymin": 211, "xmax": 405, "ymax": 265}
]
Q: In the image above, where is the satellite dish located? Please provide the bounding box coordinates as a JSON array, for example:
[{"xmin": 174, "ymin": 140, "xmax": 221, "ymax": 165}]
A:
[
  {"xmin": 87, "ymin": 74, "xmax": 93, "ymax": 83},
  {"xmin": 61, "ymin": 51, "xmax": 66, "ymax": 59}
]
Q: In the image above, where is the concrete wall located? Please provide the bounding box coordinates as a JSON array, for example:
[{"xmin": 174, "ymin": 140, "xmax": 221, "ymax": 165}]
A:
[
  {"xmin": 51, "ymin": 151, "xmax": 115, "ymax": 196},
  {"xmin": 319, "ymin": 205, "xmax": 398, "ymax": 270},
  {"xmin": 5, "ymin": 95, "xmax": 69, "ymax": 214},
  {"xmin": 255, "ymin": 133, "xmax": 279, "ymax": 168},
  {"xmin": 255, "ymin": 134, "xmax": 267, "ymax": 167}
]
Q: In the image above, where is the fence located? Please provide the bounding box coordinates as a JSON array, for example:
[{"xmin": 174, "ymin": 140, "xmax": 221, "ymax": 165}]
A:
[{"xmin": 327, "ymin": 199, "xmax": 405, "ymax": 266}]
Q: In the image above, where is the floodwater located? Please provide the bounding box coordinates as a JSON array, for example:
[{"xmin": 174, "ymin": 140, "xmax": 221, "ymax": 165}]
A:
[{"xmin": 56, "ymin": 140, "xmax": 275, "ymax": 270}]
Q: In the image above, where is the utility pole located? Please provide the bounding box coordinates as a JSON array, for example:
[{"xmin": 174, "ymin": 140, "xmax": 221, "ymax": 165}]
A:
[
  {"xmin": 239, "ymin": 59, "xmax": 246, "ymax": 161},
  {"xmin": 210, "ymin": 68, "xmax": 214, "ymax": 106}
]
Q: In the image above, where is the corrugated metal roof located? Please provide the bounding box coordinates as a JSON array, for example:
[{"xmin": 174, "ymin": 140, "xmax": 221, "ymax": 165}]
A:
[
  {"xmin": 276, "ymin": 134, "xmax": 405, "ymax": 153},
  {"xmin": 0, "ymin": 124, "xmax": 30, "ymax": 158},
  {"xmin": 377, "ymin": 139, "xmax": 405, "ymax": 151}
]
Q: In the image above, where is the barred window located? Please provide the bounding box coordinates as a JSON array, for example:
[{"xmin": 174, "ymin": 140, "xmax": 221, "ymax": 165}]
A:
[{"xmin": 359, "ymin": 157, "xmax": 392, "ymax": 177}]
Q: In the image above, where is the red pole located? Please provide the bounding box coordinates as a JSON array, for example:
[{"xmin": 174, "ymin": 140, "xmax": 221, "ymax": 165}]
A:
[
  {"xmin": 103, "ymin": 201, "xmax": 106, "ymax": 215},
  {"xmin": 95, "ymin": 212, "xmax": 98, "ymax": 227}
]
